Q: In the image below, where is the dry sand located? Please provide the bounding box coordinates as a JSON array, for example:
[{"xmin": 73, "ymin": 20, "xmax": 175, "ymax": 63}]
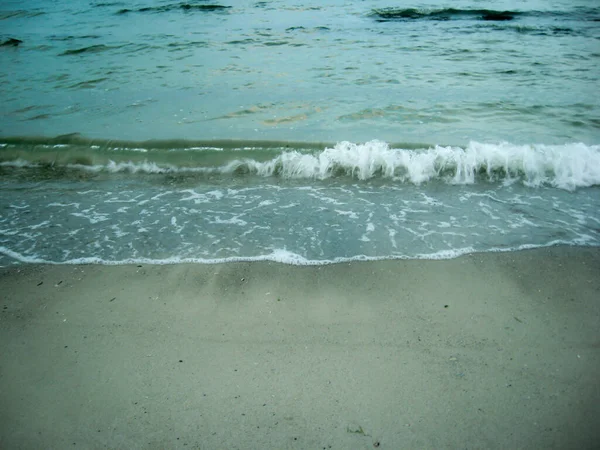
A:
[{"xmin": 1, "ymin": 246, "xmax": 599, "ymax": 449}]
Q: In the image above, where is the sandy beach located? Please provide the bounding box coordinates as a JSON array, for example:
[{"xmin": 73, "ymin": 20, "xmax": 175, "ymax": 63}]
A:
[{"xmin": 1, "ymin": 246, "xmax": 599, "ymax": 449}]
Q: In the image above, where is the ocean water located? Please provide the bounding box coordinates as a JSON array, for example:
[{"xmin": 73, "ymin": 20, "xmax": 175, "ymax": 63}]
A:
[{"xmin": 0, "ymin": 0, "xmax": 599, "ymax": 265}]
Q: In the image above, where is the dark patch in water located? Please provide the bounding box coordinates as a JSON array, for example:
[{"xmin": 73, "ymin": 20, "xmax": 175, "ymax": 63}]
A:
[
  {"xmin": 225, "ymin": 39, "xmax": 255, "ymax": 45},
  {"xmin": 492, "ymin": 24, "xmax": 581, "ymax": 37},
  {"xmin": 549, "ymin": 27, "xmax": 578, "ymax": 36},
  {"xmin": 286, "ymin": 26, "xmax": 330, "ymax": 33},
  {"xmin": 0, "ymin": 10, "xmax": 45, "ymax": 20},
  {"xmin": 371, "ymin": 8, "xmax": 521, "ymax": 22},
  {"xmin": 482, "ymin": 11, "xmax": 515, "ymax": 21},
  {"xmin": 48, "ymin": 35, "xmax": 102, "ymax": 41},
  {"xmin": 1, "ymin": 38, "xmax": 23, "ymax": 47},
  {"xmin": 0, "ymin": 136, "xmax": 333, "ymax": 154},
  {"xmin": 93, "ymin": 2, "xmax": 124, "ymax": 6},
  {"xmin": 116, "ymin": 3, "xmax": 230, "ymax": 14},
  {"xmin": 12, "ymin": 105, "xmax": 51, "ymax": 114},
  {"xmin": 571, "ymin": 6, "xmax": 600, "ymax": 21},
  {"xmin": 59, "ymin": 44, "xmax": 112, "ymax": 56},
  {"xmin": 167, "ymin": 41, "xmax": 209, "ymax": 50},
  {"xmin": 263, "ymin": 41, "xmax": 288, "ymax": 46},
  {"xmin": 372, "ymin": 7, "xmax": 600, "ymax": 23},
  {"xmin": 180, "ymin": 4, "xmax": 228, "ymax": 11},
  {"xmin": 25, "ymin": 114, "xmax": 51, "ymax": 121},
  {"xmin": 68, "ymin": 77, "xmax": 109, "ymax": 89}
]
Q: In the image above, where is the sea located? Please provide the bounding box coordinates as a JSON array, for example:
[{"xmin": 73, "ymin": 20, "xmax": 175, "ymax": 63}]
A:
[{"xmin": 1, "ymin": 0, "xmax": 599, "ymax": 266}]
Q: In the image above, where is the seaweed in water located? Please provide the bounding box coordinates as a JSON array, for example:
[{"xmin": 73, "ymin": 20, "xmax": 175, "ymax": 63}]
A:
[
  {"xmin": 59, "ymin": 44, "xmax": 111, "ymax": 56},
  {"xmin": 1, "ymin": 38, "xmax": 23, "ymax": 47},
  {"xmin": 116, "ymin": 3, "xmax": 230, "ymax": 14},
  {"xmin": 481, "ymin": 11, "xmax": 515, "ymax": 21},
  {"xmin": 180, "ymin": 4, "xmax": 230, "ymax": 11},
  {"xmin": 371, "ymin": 8, "xmax": 519, "ymax": 22}
]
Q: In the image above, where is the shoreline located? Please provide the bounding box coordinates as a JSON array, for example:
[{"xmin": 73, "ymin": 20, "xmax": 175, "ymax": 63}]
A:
[
  {"xmin": 2, "ymin": 243, "xmax": 600, "ymax": 267},
  {"xmin": 1, "ymin": 246, "xmax": 599, "ymax": 448}
]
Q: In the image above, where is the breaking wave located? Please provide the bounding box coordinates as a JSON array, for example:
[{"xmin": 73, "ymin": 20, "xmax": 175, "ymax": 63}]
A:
[{"xmin": 1, "ymin": 140, "xmax": 599, "ymax": 190}]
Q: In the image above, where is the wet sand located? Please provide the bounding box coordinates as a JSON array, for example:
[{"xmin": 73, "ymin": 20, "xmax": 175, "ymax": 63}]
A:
[{"xmin": 1, "ymin": 246, "xmax": 599, "ymax": 449}]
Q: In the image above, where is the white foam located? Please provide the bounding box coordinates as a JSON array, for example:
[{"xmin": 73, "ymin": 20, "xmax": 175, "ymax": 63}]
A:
[
  {"xmin": 29, "ymin": 220, "xmax": 50, "ymax": 230},
  {"xmin": 2, "ymin": 242, "xmax": 598, "ymax": 267},
  {"xmin": 388, "ymin": 228, "xmax": 398, "ymax": 249},
  {"xmin": 70, "ymin": 211, "xmax": 109, "ymax": 224},
  {"xmin": 208, "ymin": 216, "xmax": 248, "ymax": 226},
  {"xmin": 335, "ymin": 209, "xmax": 359, "ymax": 219},
  {"xmin": 1, "ymin": 141, "xmax": 599, "ymax": 191},
  {"xmin": 48, "ymin": 202, "xmax": 81, "ymax": 208},
  {"xmin": 82, "ymin": 141, "xmax": 600, "ymax": 189}
]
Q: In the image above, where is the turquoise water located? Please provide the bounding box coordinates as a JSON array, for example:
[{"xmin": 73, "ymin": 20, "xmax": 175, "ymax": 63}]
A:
[
  {"xmin": 2, "ymin": 0, "xmax": 599, "ymax": 143},
  {"xmin": 0, "ymin": 0, "xmax": 599, "ymax": 264}
]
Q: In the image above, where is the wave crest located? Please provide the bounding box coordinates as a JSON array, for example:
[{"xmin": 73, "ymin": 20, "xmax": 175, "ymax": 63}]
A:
[
  {"xmin": 2, "ymin": 140, "xmax": 599, "ymax": 190},
  {"xmin": 225, "ymin": 141, "xmax": 600, "ymax": 190}
]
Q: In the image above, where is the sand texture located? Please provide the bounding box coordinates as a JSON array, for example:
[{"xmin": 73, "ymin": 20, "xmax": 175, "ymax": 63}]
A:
[{"xmin": 1, "ymin": 246, "xmax": 599, "ymax": 449}]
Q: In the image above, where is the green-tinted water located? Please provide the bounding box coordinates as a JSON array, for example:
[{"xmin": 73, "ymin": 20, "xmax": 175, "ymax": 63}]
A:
[{"xmin": 0, "ymin": 0, "xmax": 599, "ymax": 264}]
